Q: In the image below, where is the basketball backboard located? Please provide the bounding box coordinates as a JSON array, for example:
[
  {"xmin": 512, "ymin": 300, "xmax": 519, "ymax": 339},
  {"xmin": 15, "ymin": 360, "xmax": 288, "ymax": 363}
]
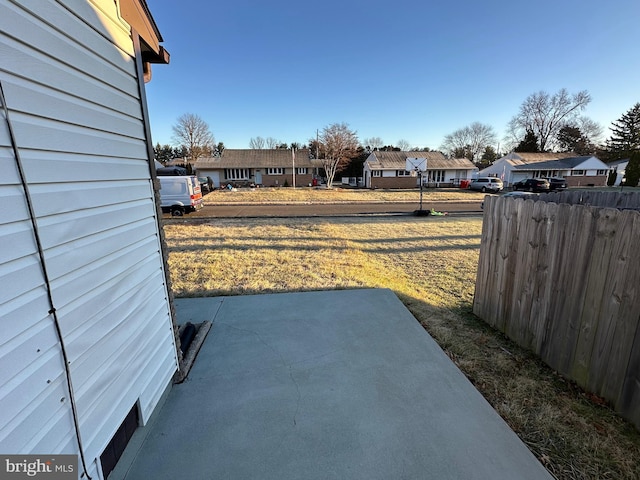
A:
[{"xmin": 406, "ymin": 157, "xmax": 427, "ymax": 172}]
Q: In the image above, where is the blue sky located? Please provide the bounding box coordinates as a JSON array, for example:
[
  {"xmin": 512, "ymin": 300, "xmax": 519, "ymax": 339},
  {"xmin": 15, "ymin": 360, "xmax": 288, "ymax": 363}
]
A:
[{"xmin": 145, "ymin": 0, "xmax": 639, "ymax": 152}]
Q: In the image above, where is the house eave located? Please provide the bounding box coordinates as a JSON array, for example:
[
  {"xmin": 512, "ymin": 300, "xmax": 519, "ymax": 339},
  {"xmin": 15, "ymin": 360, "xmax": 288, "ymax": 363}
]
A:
[{"xmin": 120, "ymin": 0, "xmax": 170, "ymax": 64}]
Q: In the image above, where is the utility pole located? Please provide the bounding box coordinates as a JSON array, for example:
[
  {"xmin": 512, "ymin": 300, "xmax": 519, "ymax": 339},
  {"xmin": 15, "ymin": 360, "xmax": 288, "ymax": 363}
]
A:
[
  {"xmin": 315, "ymin": 129, "xmax": 320, "ymax": 184},
  {"xmin": 292, "ymin": 147, "xmax": 296, "ymax": 189}
]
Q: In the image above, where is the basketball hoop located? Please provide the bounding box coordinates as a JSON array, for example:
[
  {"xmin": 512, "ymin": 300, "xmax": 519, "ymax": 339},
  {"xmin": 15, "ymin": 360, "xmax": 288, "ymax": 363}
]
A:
[{"xmin": 405, "ymin": 157, "xmax": 428, "ymax": 215}]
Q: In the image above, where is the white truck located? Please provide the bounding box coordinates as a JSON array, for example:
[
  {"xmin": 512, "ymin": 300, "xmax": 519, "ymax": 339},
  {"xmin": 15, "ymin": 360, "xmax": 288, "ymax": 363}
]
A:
[{"xmin": 158, "ymin": 175, "xmax": 203, "ymax": 216}]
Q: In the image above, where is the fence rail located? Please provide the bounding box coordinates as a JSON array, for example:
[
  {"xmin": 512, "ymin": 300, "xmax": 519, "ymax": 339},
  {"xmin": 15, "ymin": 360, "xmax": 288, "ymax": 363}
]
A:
[
  {"xmin": 474, "ymin": 192, "xmax": 640, "ymax": 430},
  {"xmin": 538, "ymin": 190, "xmax": 640, "ymax": 209}
]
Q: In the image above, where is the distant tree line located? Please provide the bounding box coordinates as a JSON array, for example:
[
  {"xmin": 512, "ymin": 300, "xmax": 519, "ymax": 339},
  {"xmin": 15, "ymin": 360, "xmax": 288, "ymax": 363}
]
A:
[
  {"xmin": 156, "ymin": 96, "xmax": 639, "ymax": 185},
  {"xmin": 436, "ymin": 89, "xmax": 639, "ymax": 171}
]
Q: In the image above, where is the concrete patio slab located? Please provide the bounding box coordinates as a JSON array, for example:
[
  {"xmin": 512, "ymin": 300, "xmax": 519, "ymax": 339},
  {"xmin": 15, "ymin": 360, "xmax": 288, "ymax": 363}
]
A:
[{"xmin": 113, "ymin": 289, "xmax": 552, "ymax": 480}]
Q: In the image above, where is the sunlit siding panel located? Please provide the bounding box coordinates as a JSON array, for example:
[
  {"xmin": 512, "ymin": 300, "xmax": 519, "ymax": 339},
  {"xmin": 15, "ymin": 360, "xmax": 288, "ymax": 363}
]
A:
[
  {"xmin": 0, "ymin": 1, "xmax": 177, "ymax": 478},
  {"xmin": 0, "ymin": 73, "xmax": 63, "ymax": 458},
  {"xmin": 28, "ymin": 181, "xmax": 154, "ymax": 217},
  {"xmin": 1, "ymin": 1, "xmax": 137, "ymax": 95},
  {"xmin": 13, "ymin": 151, "xmax": 153, "ymax": 184}
]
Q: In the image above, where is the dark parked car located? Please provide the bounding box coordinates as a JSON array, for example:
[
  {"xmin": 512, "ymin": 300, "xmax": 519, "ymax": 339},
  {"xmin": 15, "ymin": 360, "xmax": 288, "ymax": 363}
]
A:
[
  {"xmin": 513, "ymin": 178, "xmax": 550, "ymax": 192},
  {"xmin": 198, "ymin": 176, "xmax": 213, "ymax": 193},
  {"xmin": 543, "ymin": 177, "xmax": 568, "ymax": 191},
  {"xmin": 481, "ymin": 191, "xmax": 536, "ymax": 209},
  {"xmin": 156, "ymin": 166, "xmax": 188, "ymax": 176}
]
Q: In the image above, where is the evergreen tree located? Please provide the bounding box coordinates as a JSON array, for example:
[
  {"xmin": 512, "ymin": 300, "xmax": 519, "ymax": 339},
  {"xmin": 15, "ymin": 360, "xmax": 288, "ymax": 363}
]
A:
[
  {"xmin": 479, "ymin": 146, "xmax": 497, "ymax": 167},
  {"xmin": 514, "ymin": 129, "xmax": 540, "ymax": 152},
  {"xmin": 557, "ymin": 125, "xmax": 593, "ymax": 154},
  {"xmin": 624, "ymin": 150, "xmax": 640, "ymax": 187},
  {"xmin": 154, "ymin": 143, "xmax": 177, "ymax": 163},
  {"xmin": 607, "ymin": 103, "xmax": 640, "ymax": 158},
  {"xmin": 452, "ymin": 145, "xmax": 473, "ymax": 161}
]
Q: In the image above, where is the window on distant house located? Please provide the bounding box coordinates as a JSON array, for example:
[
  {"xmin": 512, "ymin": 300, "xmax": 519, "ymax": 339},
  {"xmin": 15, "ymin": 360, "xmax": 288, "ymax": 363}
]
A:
[
  {"xmin": 267, "ymin": 167, "xmax": 284, "ymax": 175},
  {"xmin": 372, "ymin": 170, "xmax": 381, "ymax": 177},
  {"xmin": 396, "ymin": 170, "xmax": 411, "ymax": 176},
  {"xmin": 224, "ymin": 168, "xmax": 250, "ymax": 180},
  {"xmin": 597, "ymin": 169, "xmax": 607, "ymax": 175},
  {"xmin": 296, "ymin": 167, "xmax": 308, "ymax": 174},
  {"xmin": 572, "ymin": 170, "xmax": 585, "ymax": 176},
  {"xmin": 428, "ymin": 170, "xmax": 445, "ymax": 182}
]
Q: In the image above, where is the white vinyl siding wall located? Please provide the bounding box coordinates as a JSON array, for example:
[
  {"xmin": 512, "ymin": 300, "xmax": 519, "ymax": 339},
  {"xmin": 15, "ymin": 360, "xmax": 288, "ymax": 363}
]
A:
[{"xmin": 0, "ymin": 1, "xmax": 177, "ymax": 478}]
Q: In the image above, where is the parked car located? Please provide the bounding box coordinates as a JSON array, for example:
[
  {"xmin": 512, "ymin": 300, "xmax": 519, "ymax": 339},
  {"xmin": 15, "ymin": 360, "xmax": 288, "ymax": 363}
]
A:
[
  {"xmin": 468, "ymin": 177, "xmax": 504, "ymax": 193},
  {"xmin": 156, "ymin": 165, "xmax": 188, "ymax": 176},
  {"xmin": 543, "ymin": 177, "xmax": 568, "ymax": 191},
  {"xmin": 481, "ymin": 191, "xmax": 536, "ymax": 209},
  {"xmin": 198, "ymin": 176, "xmax": 213, "ymax": 193},
  {"xmin": 502, "ymin": 191, "xmax": 537, "ymax": 199},
  {"xmin": 513, "ymin": 178, "xmax": 550, "ymax": 192}
]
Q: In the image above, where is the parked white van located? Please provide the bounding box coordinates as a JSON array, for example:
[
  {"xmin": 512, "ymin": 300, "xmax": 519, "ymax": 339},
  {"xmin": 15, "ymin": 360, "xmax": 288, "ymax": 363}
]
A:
[{"xmin": 158, "ymin": 176, "xmax": 203, "ymax": 216}]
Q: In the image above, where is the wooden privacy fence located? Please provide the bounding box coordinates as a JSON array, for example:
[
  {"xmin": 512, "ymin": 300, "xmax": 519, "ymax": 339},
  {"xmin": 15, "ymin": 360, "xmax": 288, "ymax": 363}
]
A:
[
  {"xmin": 474, "ymin": 192, "xmax": 640, "ymax": 430},
  {"xmin": 538, "ymin": 190, "xmax": 640, "ymax": 210}
]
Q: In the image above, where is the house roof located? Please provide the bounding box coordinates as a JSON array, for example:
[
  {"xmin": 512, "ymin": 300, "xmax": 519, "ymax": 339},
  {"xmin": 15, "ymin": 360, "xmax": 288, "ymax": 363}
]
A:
[
  {"xmin": 366, "ymin": 151, "xmax": 475, "ymax": 170},
  {"xmin": 195, "ymin": 149, "xmax": 316, "ymax": 169},
  {"xmin": 512, "ymin": 156, "xmax": 600, "ymax": 171},
  {"xmin": 501, "ymin": 152, "xmax": 575, "ymax": 167},
  {"xmin": 607, "ymin": 158, "xmax": 629, "ymax": 167}
]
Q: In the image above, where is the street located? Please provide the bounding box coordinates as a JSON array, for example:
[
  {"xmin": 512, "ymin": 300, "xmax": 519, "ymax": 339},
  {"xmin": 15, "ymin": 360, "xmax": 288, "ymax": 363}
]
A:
[{"xmin": 165, "ymin": 201, "xmax": 483, "ymax": 219}]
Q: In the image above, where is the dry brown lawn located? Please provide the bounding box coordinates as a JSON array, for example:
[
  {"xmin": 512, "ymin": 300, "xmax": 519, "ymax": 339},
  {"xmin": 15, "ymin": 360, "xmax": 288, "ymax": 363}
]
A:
[
  {"xmin": 164, "ymin": 216, "xmax": 640, "ymax": 479},
  {"xmin": 206, "ymin": 186, "xmax": 486, "ymax": 203}
]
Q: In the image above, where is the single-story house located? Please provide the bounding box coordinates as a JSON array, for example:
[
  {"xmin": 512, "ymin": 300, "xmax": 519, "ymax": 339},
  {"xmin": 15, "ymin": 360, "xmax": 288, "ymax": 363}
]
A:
[
  {"xmin": 511, "ymin": 155, "xmax": 609, "ymax": 187},
  {"xmin": 608, "ymin": 158, "xmax": 630, "ymax": 186},
  {"xmin": 362, "ymin": 151, "xmax": 477, "ymax": 189},
  {"xmin": 1, "ymin": 1, "xmax": 178, "ymax": 479},
  {"xmin": 195, "ymin": 149, "xmax": 321, "ymax": 187},
  {"xmin": 478, "ymin": 152, "xmax": 576, "ymax": 186}
]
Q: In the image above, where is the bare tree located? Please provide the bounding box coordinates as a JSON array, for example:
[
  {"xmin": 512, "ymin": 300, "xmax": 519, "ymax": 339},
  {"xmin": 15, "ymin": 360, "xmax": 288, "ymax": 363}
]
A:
[
  {"xmin": 249, "ymin": 136, "xmax": 266, "ymax": 149},
  {"xmin": 441, "ymin": 122, "xmax": 496, "ymax": 162},
  {"xmin": 316, "ymin": 123, "xmax": 359, "ymax": 188},
  {"xmin": 171, "ymin": 113, "xmax": 215, "ymax": 163},
  {"xmin": 508, "ymin": 88, "xmax": 591, "ymax": 152},
  {"xmin": 265, "ymin": 137, "xmax": 280, "ymax": 149},
  {"xmin": 363, "ymin": 137, "xmax": 384, "ymax": 151},
  {"xmin": 575, "ymin": 116, "xmax": 604, "ymax": 146},
  {"xmin": 396, "ymin": 139, "xmax": 411, "ymax": 151}
]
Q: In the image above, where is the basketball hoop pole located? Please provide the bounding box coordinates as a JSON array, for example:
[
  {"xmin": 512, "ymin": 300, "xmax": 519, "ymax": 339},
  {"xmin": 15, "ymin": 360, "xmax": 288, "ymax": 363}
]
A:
[
  {"xmin": 419, "ymin": 170, "xmax": 423, "ymax": 210},
  {"xmin": 406, "ymin": 157, "xmax": 428, "ymax": 216},
  {"xmin": 414, "ymin": 168, "xmax": 428, "ymax": 216}
]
